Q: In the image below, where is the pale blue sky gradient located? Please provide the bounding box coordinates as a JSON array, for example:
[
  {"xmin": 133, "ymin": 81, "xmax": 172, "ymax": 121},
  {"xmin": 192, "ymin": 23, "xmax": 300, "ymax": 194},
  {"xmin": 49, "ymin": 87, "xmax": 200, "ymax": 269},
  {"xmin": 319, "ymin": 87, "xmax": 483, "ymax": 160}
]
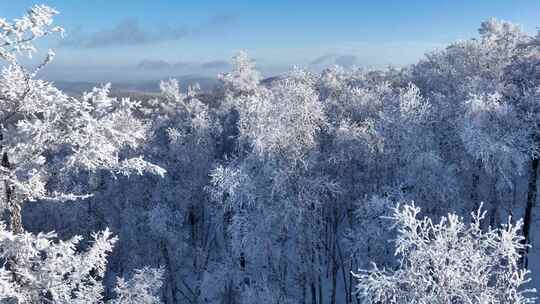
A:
[{"xmin": 2, "ymin": 1, "xmax": 539, "ymax": 81}]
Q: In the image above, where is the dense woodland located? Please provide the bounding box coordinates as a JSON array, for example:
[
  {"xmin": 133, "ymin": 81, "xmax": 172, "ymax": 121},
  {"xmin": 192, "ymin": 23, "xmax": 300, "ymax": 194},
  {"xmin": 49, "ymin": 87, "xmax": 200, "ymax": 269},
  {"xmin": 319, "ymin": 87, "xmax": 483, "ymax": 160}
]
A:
[{"xmin": 1, "ymin": 4, "xmax": 540, "ymax": 304}]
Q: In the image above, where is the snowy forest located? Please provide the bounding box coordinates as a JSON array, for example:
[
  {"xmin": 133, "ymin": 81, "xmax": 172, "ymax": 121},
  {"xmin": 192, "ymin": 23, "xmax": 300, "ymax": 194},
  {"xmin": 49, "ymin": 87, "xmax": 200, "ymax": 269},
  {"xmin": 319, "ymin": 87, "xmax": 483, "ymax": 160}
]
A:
[{"xmin": 2, "ymin": 3, "xmax": 540, "ymax": 304}]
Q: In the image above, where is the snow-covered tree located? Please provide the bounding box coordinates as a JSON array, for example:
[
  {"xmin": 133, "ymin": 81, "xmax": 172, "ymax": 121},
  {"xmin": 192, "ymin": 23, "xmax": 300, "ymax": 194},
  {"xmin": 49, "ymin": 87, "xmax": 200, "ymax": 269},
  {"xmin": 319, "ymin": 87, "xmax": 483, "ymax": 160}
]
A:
[
  {"xmin": 136, "ymin": 78, "xmax": 218, "ymax": 303},
  {"xmin": 235, "ymin": 76, "xmax": 326, "ymax": 165},
  {"xmin": 501, "ymin": 37, "xmax": 540, "ymax": 266},
  {"xmin": 0, "ymin": 223, "xmax": 163, "ymax": 303},
  {"xmin": 0, "ymin": 5, "xmax": 166, "ymax": 303},
  {"xmin": 407, "ymin": 18, "xmax": 531, "ymax": 237},
  {"xmin": 354, "ymin": 203, "xmax": 536, "ymax": 304},
  {"xmin": 0, "ymin": 5, "xmax": 164, "ymax": 233},
  {"xmin": 109, "ymin": 267, "xmax": 164, "ymax": 304},
  {"xmin": 219, "ymin": 51, "xmax": 261, "ymax": 96},
  {"xmin": 0, "ymin": 224, "xmax": 115, "ymax": 303}
]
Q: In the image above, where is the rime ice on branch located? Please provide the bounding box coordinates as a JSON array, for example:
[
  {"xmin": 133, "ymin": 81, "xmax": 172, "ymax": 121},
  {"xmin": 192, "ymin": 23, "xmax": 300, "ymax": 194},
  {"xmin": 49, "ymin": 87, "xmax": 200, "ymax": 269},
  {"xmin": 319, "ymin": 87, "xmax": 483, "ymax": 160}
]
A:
[
  {"xmin": 354, "ymin": 203, "xmax": 536, "ymax": 304},
  {"xmin": 0, "ymin": 5, "xmax": 165, "ymax": 303},
  {"xmin": 0, "ymin": 4, "xmax": 165, "ymax": 233}
]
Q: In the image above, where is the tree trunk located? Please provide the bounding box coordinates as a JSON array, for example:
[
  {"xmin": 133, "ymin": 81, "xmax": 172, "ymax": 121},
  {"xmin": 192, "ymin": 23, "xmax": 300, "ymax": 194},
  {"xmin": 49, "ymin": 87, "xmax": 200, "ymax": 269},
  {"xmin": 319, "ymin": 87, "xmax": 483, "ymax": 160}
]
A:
[
  {"xmin": 337, "ymin": 242, "xmax": 350, "ymax": 304},
  {"xmin": 330, "ymin": 259, "xmax": 337, "ymax": 304},
  {"xmin": 1, "ymin": 126, "xmax": 22, "ymax": 234},
  {"xmin": 471, "ymin": 159, "xmax": 482, "ymax": 210},
  {"xmin": 161, "ymin": 240, "xmax": 179, "ymax": 304},
  {"xmin": 9, "ymin": 196, "xmax": 22, "ymax": 234},
  {"xmin": 311, "ymin": 280, "xmax": 316, "ymax": 304},
  {"xmin": 318, "ymin": 273, "xmax": 323, "ymax": 304},
  {"xmin": 1, "ymin": 151, "xmax": 22, "ymax": 234},
  {"xmin": 522, "ymin": 157, "xmax": 539, "ymax": 268}
]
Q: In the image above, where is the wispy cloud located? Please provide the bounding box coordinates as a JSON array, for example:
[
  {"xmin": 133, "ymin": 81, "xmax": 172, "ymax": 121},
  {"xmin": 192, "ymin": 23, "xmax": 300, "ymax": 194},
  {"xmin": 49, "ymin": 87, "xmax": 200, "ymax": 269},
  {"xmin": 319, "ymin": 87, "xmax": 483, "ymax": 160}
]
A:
[
  {"xmin": 200, "ymin": 60, "xmax": 230, "ymax": 69},
  {"xmin": 135, "ymin": 59, "xmax": 230, "ymax": 71},
  {"xmin": 136, "ymin": 59, "xmax": 172, "ymax": 70},
  {"xmin": 310, "ymin": 53, "xmax": 357, "ymax": 68},
  {"xmin": 61, "ymin": 14, "xmax": 237, "ymax": 49}
]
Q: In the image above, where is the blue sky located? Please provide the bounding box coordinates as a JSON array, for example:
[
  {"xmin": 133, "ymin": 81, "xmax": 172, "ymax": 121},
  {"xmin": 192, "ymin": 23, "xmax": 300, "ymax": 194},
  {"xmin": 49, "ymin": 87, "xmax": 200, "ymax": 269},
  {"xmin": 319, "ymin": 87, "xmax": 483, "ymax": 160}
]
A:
[{"xmin": 2, "ymin": 0, "xmax": 540, "ymax": 82}]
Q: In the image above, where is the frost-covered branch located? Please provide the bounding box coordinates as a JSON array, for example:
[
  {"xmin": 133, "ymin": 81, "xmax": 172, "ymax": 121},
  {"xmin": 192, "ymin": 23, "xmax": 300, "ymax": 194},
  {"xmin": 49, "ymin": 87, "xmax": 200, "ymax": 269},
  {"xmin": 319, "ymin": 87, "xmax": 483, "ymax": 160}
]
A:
[{"xmin": 354, "ymin": 203, "xmax": 536, "ymax": 304}]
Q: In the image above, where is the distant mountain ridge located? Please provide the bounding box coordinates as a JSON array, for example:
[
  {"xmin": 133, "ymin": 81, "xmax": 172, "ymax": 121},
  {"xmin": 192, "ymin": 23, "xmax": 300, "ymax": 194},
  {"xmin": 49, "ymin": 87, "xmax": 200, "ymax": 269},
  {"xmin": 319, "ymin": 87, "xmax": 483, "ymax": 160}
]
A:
[{"xmin": 53, "ymin": 75, "xmax": 222, "ymax": 97}]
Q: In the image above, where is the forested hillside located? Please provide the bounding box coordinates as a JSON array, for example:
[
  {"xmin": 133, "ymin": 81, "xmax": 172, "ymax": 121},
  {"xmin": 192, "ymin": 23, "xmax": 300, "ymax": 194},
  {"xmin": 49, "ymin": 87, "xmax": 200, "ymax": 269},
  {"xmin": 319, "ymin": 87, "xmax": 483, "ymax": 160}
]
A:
[{"xmin": 1, "ymin": 4, "xmax": 540, "ymax": 304}]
